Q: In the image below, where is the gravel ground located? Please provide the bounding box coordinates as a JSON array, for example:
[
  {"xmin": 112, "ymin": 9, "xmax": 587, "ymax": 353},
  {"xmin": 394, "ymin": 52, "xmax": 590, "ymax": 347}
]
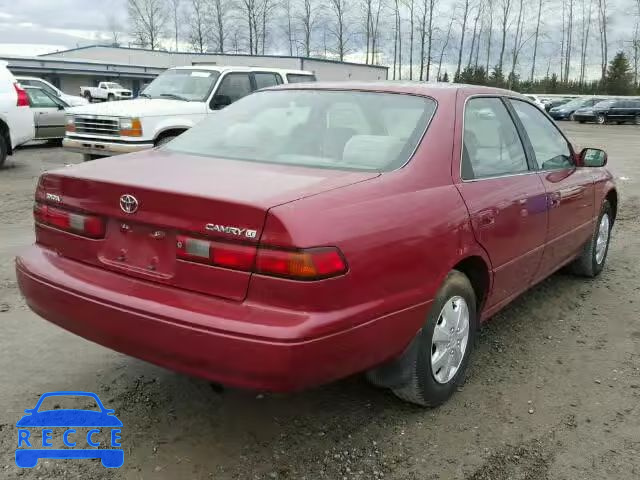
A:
[{"xmin": 0, "ymin": 124, "xmax": 639, "ymax": 480}]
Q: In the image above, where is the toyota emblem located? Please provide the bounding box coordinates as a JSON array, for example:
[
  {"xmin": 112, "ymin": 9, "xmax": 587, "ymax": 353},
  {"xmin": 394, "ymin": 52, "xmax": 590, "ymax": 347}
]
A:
[{"xmin": 119, "ymin": 194, "xmax": 139, "ymax": 214}]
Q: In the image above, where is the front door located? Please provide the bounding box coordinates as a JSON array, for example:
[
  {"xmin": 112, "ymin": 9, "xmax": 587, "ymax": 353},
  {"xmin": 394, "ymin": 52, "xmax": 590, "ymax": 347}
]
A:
[
  {"xmin": 456, "ymin": 96, "xmax": 548, "ymax": 309},
  {"xmin": 26, "ymin": 88, "xmax": 66, "ymax": 139},
  {"xmin": 508, "ymin": 99, "xmax": 595, "ymax": 279}
]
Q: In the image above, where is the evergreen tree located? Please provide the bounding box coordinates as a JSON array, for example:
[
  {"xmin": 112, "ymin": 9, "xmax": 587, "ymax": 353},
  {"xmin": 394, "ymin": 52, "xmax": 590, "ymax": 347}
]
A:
[
  {"xmin": 441, "ymin": 71, "xmax": 450, "ymax": 82},
  {"xmin": 606, "ymin": 51, "xmax": 633, "ymax": 95}
]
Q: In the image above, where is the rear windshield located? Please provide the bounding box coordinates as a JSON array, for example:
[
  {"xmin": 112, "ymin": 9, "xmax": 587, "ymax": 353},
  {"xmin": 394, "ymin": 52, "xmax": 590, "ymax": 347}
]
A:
[
  {"xmin": 166, "ymin": 90, "xmax": 436, "ymax": 171},
  {"xmin": 287, "ymin": 74, "xmax": 317, "ymax": 83}
]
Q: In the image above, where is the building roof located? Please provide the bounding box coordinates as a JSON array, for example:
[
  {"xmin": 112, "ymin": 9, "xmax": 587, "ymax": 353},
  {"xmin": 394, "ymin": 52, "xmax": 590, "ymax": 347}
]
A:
[{"xmin": 40, "ymin": 45, "xmax": 389, "ymax": 71}]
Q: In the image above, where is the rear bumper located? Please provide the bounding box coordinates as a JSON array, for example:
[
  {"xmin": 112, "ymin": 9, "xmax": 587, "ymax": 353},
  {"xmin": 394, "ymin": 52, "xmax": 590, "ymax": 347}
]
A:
[
  {"xmin": 63, "ymin": 137, "xmax": 154, "ymax": 156},
  {"xmin": 16, "ymin": 245, "xmax": 427, "ymax": 392}
]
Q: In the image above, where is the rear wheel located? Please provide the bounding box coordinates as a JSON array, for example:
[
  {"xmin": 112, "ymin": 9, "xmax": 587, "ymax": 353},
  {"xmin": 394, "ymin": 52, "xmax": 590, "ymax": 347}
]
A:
[
  {"xmin": 596, "ymin": 114, "xmax": 606, "ymax": 124},
  {"xmin": 0, "ymin": 133, "xmax": 7, "ymax": 168},
  {"xmin": 569, "ymin": 113, "xmax": 576, "ymax": 121},
  {"xmin": 569, "ymin": 200, "xmax": 612, "ymax": 277},
  {"xmin": 107, "ymin": 94, "xmax": 115, "ymax": 102},
  {"xmin": 579, "ymin": 120, "xmax": 585, "ymax": 124},
  {"xmin": 390, "ymin": 271, "xmax": 477, "ymax": 406},
  {"xmin": 84, "ymin": 91, "xmax": 92, "ymax": 102}
]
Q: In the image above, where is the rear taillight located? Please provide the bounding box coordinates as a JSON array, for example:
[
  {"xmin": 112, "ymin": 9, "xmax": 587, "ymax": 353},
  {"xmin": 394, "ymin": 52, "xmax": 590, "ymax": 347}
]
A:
[
  {"xmin": 14, "ymin": 83, "xmax": 29, "ymax": 107},
  {"xmin": 176, "ymin": 235, "xmax": 347, "ymax": 280},
  {"xmin": 34, "ymin": 203, "xmax": 106, "ymax": 239},
  {"xmin": 255, "ymin": 247, "xmax": 347, "ymax": 280}
]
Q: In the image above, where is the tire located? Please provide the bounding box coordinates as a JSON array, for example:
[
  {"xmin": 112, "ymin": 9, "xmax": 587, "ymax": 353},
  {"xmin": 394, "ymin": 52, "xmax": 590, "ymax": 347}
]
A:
[
  {"xmin": 569, "ymin": 113, "xmax": 576, "ymax": 121},
  {"xmin": 569, "ymin": 201, "xmax": 613, "ymax": 277},
  {"xmin": 579, "ymin": 120, "xmax": 585, "ymax": 124},
  {"xmin": 0, "ymin": 133, "xmax": 7, "ymax": 169},
  {"xmin": 155, "ymin": 135, "xmax": 177, "ymax": 147},
  {"xmin": 391, "ymin": 270, "xmax": 478, "ymax": 407},
  {"xmin": 82, "ymin": 154, "xmax": 104, "ymax": 162},
  {"xmin": 107, "ymin": 94, "xmax": 115, "ymax": 102},
  {"xmin": 596, "ymin": 114, "xmax": 606, "ymax": 124},
  {"xmin": 84, "ymin": 91, "xmax": 92, "ymax": 102}
]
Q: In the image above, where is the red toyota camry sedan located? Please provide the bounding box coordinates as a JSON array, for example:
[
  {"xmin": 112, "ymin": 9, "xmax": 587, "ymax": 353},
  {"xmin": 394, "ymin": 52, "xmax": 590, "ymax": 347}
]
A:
[{"xmin": 16, "ymin": 83, "xmax": 616, "ymax": 406}]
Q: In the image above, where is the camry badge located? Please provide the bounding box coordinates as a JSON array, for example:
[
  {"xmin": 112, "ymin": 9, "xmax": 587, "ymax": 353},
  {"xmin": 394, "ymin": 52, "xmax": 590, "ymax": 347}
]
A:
[{"xmin": 119, "ymin": 194, "xmax": 139, "ymax": 214}]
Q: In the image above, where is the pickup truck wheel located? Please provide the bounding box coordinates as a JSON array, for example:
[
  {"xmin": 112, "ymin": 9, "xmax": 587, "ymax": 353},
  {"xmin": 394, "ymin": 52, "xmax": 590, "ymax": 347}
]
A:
[
  {"xmin": 84, "ymin": 91, "xmax": 92, "ymax": 102},
  {"xmin": 391, "ymin": 270, "xmax": 477, "ymax": 406},
  {"xmin": 155, "ymin": 135, "xmax": 177, "ymax": 147},
  {"xmin": 107, "ymin": 94, "xmax": 115, "ymax": 102},
  {"xmin": 596, "ymin": 114, "xmax": 606, "ymax": 124},
  {"xmin": 0, "ymin": 134, "xmax": 7, "ymax": 168}
]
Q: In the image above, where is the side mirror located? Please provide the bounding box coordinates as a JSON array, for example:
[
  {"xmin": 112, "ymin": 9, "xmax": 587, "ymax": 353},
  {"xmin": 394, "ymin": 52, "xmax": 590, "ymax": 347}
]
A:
[
  {"xmin": 580, "ymin": 148, "xmax": 607, "ymax": 167},
  {"xmin": 57, "ymin": 104, "xmax": 65, "ymax": 110},
  {"xmin": 211, "ymin": 94, "xmax": 232, "ymax": 110}
]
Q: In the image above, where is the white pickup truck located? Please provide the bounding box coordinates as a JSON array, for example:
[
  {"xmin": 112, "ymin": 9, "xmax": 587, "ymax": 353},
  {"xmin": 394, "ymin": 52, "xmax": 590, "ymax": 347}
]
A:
[
  {"xmin": 80, "ymin": 82, "xmax": 133, "ymax": 102},
  {"xmin": 64, "ymin": 66, "xmax": 315, "ymax": 160}
]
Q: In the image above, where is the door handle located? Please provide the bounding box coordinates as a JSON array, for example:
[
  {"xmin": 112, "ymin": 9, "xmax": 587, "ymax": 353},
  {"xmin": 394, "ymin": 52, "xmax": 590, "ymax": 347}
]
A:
[
  {"xmin": 548, "ymin": 192, "xmax": 561, "ymax": 208},
  {"xmin": 477, "ymin": 210, "xmax": 496, "ymax": 227}
]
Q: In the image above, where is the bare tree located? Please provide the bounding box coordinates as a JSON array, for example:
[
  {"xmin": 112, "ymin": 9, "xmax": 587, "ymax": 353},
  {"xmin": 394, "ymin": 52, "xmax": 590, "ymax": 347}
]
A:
[
  {"xmin": 210, "ymin": 0, "xmax": 229, "ymax": 53},
  {"xmin": 497, "ymin": 0, "xmax": 512, "ymax": 72},
  {"xmin": 564, "ymin": 0, "xmax": 574, "ymax": 82},
  {"xmin": 529, "ymin": 0, "xmax": 543, "ymax": 81},
  {"xmin": 418, "ymin": 0, "xmax": 436, "ymax": 80},
  {"xmin": 369, "ymin": 0, "xmax": 383, "ymax": 64},
  {"xmin": 259, "ymin": 0, "xmax": 277, "ymax": 53},
  {"xmin": 507, "ymin": 0, "xmax": 524, "ymax": 87},
  {"xmin": 437, "ymin": 9, "xmax": 456, "ymax": 79},
  {"xmin": 597, "ymin": 0, "xmax": 608, "ymax": 83},
  {"xmin": 188, "ymin": 0, "xmax": 209, "ymax": 52},
  {"xmin": 329, "ymin": 0, "xmax": 350, "ymax": 61},
  {"xmin": 107, "ymin": 15, "xmax": 122, "ymax": 46},
  {"xmin": 239, "ymin": 0, "xmax": 259, "ymax": 53},
  {"xmin": 363, "ymin": 0, "xmax": 372, "ymax": 63},
  {"xmin": 455, "ymin": 0, "xmax": 471, "ymax": 78},
  {"xmin": 283, "ymin": 0, "xmax": 295, "ymax": 55},
  {"xmin": 298, "ymin": 0, "xmax": 319, "ymax": 57},
  {"xmin": 578, "ymin": 0, "xmax": 593, "ymax": 84},
  {"xmin": 467, "ymin": 1, "xmax": 483, "ymax": 69},
  {"xmin": 485, "ymin": 0, "xmax": 493, "ymax": 73},
  {"xmin": 128, "ymin": 0, "xmax": 169, "ymax": 50},
  {"xmin": 405, "ymin": 0, "xmax": 416, "ymax": 79},
  {"xmin": 169, "ymin": 0, "xmax": 181, "ymax": 50}
]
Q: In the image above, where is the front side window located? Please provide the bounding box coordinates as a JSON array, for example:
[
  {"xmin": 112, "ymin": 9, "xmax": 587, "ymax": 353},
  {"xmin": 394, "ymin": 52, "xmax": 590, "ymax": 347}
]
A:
[
  {"xmin": 215, "ymin": 73, "xmax": 252, "ymax": 104},
  {"xmin": 462, "ymin": 97, "xmax": 529, "ymax": 180},
  {"xmin": 142, "ymin": 69, "xmax": 220, "ymax": 102},
  {"xmin": 166, "ymin": 90, "xmax": 435, "ymax": 171},
  {"xmin": 510, "ymin": 99, "xmax": 572, "ymax": 170}
]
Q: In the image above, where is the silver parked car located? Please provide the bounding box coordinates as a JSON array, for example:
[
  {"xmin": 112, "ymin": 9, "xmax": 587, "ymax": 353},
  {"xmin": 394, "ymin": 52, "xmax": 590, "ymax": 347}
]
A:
[{"xmin": 24, "ymin": 86, "xmax": 68, "ymax": 142}]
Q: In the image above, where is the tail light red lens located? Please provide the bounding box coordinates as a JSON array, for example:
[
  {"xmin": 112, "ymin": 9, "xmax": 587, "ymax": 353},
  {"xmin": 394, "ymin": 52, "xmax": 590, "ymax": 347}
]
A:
[
  {"xmin": 176, "ymin": 235, "xmax": 347, "ymax": 280},
  {"xmin": 14, "ymin": 83, "xmax": 29, "ymax": 107},
  {"xmin": 176, "ymin": 235, "xmax": 256, "ymax": 271},
  {"xmin": 256, "ymin": 247, "xmax": 347, "ymax": 280},
  {"xmin": 34, "ymin": 203, "xmax": 106, "ymax": 239}
]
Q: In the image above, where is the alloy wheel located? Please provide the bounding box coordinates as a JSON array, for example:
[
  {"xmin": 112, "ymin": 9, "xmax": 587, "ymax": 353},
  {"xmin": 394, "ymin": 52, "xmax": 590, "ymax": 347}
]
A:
[{"xmin": 431, "ymin": 296, "xmax": 470, "ymax": 384}]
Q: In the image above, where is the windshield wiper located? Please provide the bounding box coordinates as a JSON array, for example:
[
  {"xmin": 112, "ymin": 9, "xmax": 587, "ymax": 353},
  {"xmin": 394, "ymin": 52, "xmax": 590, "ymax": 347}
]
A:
[{"xmin": 160, "ymin": 93, "xmax": 190, "ymax": 101}]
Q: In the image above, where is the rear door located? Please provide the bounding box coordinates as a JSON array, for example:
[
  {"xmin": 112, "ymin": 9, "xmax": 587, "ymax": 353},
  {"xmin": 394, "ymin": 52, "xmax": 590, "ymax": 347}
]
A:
[
  {"xmin": 455, "ymin": 96, "xmax": 548, "ymax": 309},
  {"xmin": 508, "ymin": 99, "xmax": 595, "ymax": 278}
]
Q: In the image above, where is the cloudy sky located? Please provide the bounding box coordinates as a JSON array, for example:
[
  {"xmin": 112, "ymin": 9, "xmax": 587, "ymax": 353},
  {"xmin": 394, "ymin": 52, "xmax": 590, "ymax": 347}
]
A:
[{"xmin": 0, "ymin": 0, "xmax": 636, "ymax": 80}]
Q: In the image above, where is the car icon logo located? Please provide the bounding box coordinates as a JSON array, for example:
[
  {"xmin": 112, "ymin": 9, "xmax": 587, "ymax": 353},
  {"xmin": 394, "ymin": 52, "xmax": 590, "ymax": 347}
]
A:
[
  {"xmin": 15, "ymin": 391, "xmax": 124, "ymax": 469},
  {"xmin": 119, "ymin": 194, "xmax": 138, "ymax": 214}
]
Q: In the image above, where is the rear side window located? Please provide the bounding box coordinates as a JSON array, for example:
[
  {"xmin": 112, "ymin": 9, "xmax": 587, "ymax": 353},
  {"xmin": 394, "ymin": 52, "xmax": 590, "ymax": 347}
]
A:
[
  {"xmin": 215, "ymin": 73, "xmax": 252, "ymax": 103},
  {"xmin": 287, "ymin": 74, "xmax": 316, "ymax": 83},
  {"xmin": 510, "ymin": 100, "xmax": 572, "ymax": 170},
  {"xmin": 253, "ymin": 72, "xmax": 280, "ymax": 90},
  {"xmin": 462, "ymin": 97, "xmax": 529, "ymax": 180}
]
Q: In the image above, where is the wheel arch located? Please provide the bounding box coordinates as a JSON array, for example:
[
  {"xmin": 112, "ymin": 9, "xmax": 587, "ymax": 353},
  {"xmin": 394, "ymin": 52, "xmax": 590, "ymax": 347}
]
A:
[
  {"xmin": 605, "ymin": 188, "xmax": 618, "ymax": 222},
  {"xmin": 154, "ymin": 127, "xmax": 189, "ymax": 145},
  {"xmin": 452, "ymin": 255, "xmax": 491, "ymax": 313}
]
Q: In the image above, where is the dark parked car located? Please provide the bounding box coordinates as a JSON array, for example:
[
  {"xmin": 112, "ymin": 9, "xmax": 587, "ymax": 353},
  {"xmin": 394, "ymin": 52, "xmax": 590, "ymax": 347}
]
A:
[
  {"xmin": 572, "ymin": 99, "xmax": 615, "ymax": 123},
  {"xmin": 548, "ymin": 97, "xmax": 605, "ymax": 120},
  {"xmin": 544, "ymin": 97, "xmax": 571, "ymax": 112},
  {"xmin": 16, "ymin": 84, "xmax": 617, "ymax": 407},
  {"xmin": 591, "ymin": 98, "xmax": 640, "ymax": 124}
]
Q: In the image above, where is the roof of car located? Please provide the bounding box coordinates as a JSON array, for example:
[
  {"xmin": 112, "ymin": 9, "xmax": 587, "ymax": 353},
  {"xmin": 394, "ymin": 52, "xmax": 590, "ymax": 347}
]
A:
[
  {"xmin": 169, "ymin": 65, "xmax": 314, "ymax": 75},
  {"xmin": 265, "ymin": 81, "xmax": 525, "ymax": 99}
]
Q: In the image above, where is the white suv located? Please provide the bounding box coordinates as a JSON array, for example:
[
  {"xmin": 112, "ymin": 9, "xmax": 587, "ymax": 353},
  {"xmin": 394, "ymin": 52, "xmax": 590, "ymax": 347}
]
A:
[
  {"xmin": 63, "ymin": 66, "xmax": 316, "ymax": 160},
  {"xmin": 0, "ymin": 61, "xmax": 34, "ymax": 167}
]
